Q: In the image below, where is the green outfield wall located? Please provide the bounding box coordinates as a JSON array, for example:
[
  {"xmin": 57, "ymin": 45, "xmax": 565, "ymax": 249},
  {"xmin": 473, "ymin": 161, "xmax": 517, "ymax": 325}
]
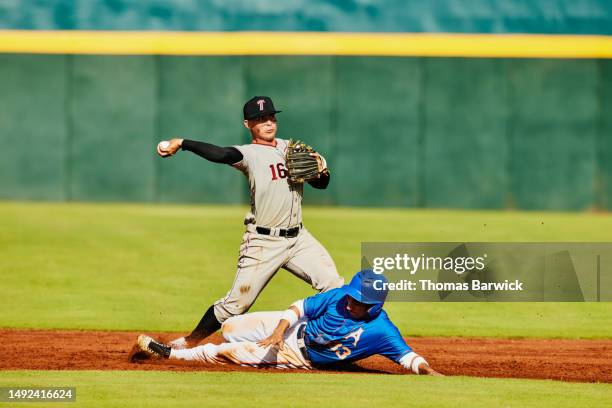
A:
[
  {"xmin": 0, "ymin": 54, "xmax": 610, "ymax": 210},
  {"xmin": 2, "ymin": 0, "xmax": 612, "ymax": 34}
]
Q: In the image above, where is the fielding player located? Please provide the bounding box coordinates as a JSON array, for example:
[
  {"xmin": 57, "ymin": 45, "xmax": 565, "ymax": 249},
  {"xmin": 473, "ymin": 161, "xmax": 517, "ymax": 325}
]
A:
[
  {"xmin": 137, "ymin": 270, "xmax": 442, "ymax": 376},
  {"xmin": 156, "ymin": 96, "xmax": 344, "ymax": 349}
]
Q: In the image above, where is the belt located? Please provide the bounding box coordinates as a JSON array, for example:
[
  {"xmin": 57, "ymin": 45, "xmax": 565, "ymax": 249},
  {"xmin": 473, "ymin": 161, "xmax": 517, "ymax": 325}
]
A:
[
  {"xmin": 296, "ymin": 323, "xmax": 310, "ymax": 363},
  {"xmin": 256, "ymin": 223, "xmax": 302, "ymax": 238}
]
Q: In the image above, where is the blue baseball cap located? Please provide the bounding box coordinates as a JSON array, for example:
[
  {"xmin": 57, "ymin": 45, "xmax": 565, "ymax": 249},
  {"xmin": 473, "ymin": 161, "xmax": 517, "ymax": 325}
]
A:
[{"xmin": 344, "ymin": 269, "xmax": 389, "ymax": 305}]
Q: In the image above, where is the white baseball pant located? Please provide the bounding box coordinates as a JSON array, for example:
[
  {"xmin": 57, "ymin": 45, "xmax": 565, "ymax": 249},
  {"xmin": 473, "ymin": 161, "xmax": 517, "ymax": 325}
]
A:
[
  {"xmin": 213, "ymin": 226, "xmax": 343, "ymax": 322},
  {"xmin": 170, "ymin": 311, "xmax": 311, "ymax": 369}
]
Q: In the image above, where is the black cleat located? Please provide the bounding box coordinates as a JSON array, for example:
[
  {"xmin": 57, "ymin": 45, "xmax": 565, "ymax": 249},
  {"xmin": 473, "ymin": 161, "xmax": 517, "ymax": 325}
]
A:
[{"xmin": 137, "ymin": 335, "xmax": 171, "ymax": 359}]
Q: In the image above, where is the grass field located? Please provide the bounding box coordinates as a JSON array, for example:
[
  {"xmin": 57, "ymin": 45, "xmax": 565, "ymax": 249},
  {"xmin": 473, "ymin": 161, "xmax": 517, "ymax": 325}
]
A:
[
  {"xmin": 2, "ymin": 201, "xmax": 611, "ymax": 337},
  {"xmin": 1, "ymin": 371, "xmax": 611, "ymax": 408},
  {"xmin": 1, "ymin": 201, "xmax": 611, "ymax": 407}
]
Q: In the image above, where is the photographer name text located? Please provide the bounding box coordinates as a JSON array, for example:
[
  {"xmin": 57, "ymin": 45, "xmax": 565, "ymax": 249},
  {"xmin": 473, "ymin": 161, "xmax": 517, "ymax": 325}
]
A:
[{"xmin": 374, "ymin": 279, "xmax": 524, "ymax": 291}]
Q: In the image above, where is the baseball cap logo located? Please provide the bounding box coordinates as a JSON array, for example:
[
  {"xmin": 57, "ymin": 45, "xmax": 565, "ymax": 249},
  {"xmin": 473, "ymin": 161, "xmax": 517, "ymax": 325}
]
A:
[{"xmin": 243, "ymin": 96, "xmax": 281, "ymax": 120}]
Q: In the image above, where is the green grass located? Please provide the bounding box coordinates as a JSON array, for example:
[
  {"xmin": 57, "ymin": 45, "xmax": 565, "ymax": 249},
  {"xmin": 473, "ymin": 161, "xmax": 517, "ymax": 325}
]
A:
[
  {"xmin": 1, "ymin": 201, "xmax": 611, "ymax": 338},
  {"xmin": 0, "ymin": 370, "xmax": 610, "ymax": 408},
  {"xmin": 2, "ymin": 201, "xmax": 611, "ymax": 407}
]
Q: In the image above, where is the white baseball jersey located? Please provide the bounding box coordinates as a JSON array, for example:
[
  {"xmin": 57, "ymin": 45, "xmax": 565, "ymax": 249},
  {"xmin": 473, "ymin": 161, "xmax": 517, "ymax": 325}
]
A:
[
  {"xmin": 208, "ymin": 137, "xmax": 343, "ymax": 324},
  {"xmin": 233, "ymin": 139, "xmax": 302, "ymax": 228}
]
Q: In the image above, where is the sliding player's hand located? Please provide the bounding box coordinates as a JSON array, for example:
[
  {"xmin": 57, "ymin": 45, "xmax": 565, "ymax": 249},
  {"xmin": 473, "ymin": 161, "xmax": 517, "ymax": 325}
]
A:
[{"xmin": 257, "ymin": 331, "xmax": 285, "ymax": 349}]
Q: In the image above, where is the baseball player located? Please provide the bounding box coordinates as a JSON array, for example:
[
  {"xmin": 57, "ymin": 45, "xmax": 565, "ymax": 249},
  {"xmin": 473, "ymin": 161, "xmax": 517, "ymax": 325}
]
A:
[
  {"xmin": 137, "ymin": 269, "xmax": 442, "ymax": 376},
  {"xmin": 156, "ymin": 96, "xmax": 344, "ymax": 349}
]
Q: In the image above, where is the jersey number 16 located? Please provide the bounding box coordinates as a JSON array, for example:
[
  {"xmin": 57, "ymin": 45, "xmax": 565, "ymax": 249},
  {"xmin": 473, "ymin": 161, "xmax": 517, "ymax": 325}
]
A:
[{"xmin": 269, "ymin": 163, "xmax": 288, "ymax": 180}]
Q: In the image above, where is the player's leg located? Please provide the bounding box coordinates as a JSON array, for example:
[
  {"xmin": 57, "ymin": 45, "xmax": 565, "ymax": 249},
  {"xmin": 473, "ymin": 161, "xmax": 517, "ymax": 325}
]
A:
[
  {"xmin": 170, "ymin": 319, "xmax": 310, "ymax": 369},
  {"xmin": 172, "ymin": 232, "xmax": 288, "ymax": 347},
  {"xmin": 170, "ymin": 340, "xmax": 309, "ymax": 368},
  {"xmin": 139, "ymin": 315, "xmax": 309, "ymax": 368},
  {"xmin": 284, "ymin": 228, "xmax": 344, "ymax": 292},
  {"xmin": 213, "ymin": 234, "xmax": 289, "ymax": 320},
  {"xmin": 221, "ymin": 311, "xmax": 284, "ymax": 342}
]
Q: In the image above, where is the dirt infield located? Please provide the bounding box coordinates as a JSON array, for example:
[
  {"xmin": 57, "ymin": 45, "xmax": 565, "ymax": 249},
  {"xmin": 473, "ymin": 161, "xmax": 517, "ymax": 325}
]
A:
[{"xmin": 1, "ymin": 329, "xmax": 610, "ymax": 383}]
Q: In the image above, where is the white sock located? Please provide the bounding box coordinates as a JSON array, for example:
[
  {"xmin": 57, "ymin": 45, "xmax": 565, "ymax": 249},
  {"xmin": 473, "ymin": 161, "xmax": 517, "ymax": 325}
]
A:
[
  {"xmin": 170, "ymin": 344, "xmax": 219, "ymax": 363},
  {"xmin": 168, "ymin": 337, "xmax": 187, "ymax": 349}
]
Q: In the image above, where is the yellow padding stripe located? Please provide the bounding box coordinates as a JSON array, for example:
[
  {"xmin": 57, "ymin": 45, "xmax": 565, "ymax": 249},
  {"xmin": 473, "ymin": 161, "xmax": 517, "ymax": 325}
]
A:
[{"xmin": 1, "ymin": 30, "xmax": 612, "ymax": 58}]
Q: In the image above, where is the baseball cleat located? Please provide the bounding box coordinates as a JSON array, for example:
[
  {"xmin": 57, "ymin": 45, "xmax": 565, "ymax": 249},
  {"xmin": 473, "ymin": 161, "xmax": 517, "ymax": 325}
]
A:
[{"xmin": 137, "ymin": 334, "xmax": 171, "ymax": 359}]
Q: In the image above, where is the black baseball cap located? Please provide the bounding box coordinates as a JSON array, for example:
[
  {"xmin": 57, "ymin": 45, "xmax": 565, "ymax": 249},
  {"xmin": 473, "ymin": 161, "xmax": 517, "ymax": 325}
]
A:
[{"xmin": 243, "ymin": 96, "xmax": 282, "ymax": 120}]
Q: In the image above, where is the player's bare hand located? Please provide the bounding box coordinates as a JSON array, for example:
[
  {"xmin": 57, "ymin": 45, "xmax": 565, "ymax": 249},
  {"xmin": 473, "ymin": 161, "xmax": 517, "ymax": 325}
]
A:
[
  {"xmin": 257, "ymin": 331, "xmax": 285, "ymax": 349},
  {"xmin": 157, "ymin": 138, "xmax": 183, "ymax": 157}
]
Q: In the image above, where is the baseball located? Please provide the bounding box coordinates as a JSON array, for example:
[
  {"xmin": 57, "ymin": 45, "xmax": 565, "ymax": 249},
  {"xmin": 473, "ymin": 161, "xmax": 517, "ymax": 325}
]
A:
[{"xmin": 158, "ymin": 141, "xmax": 170, "ymax": 151}]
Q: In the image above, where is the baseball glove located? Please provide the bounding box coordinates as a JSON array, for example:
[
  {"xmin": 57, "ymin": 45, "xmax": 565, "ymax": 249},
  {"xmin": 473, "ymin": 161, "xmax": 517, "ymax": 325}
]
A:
[{"xmin": 285, "ymin": 139, "xmax": 322, "ymax": 184}]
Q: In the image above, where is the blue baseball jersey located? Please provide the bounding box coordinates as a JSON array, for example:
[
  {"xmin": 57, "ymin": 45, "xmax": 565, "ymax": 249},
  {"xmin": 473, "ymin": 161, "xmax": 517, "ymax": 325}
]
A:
[{"xmin": 303, "ymin": 287, "xmax": 412, "ymax": 366}]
